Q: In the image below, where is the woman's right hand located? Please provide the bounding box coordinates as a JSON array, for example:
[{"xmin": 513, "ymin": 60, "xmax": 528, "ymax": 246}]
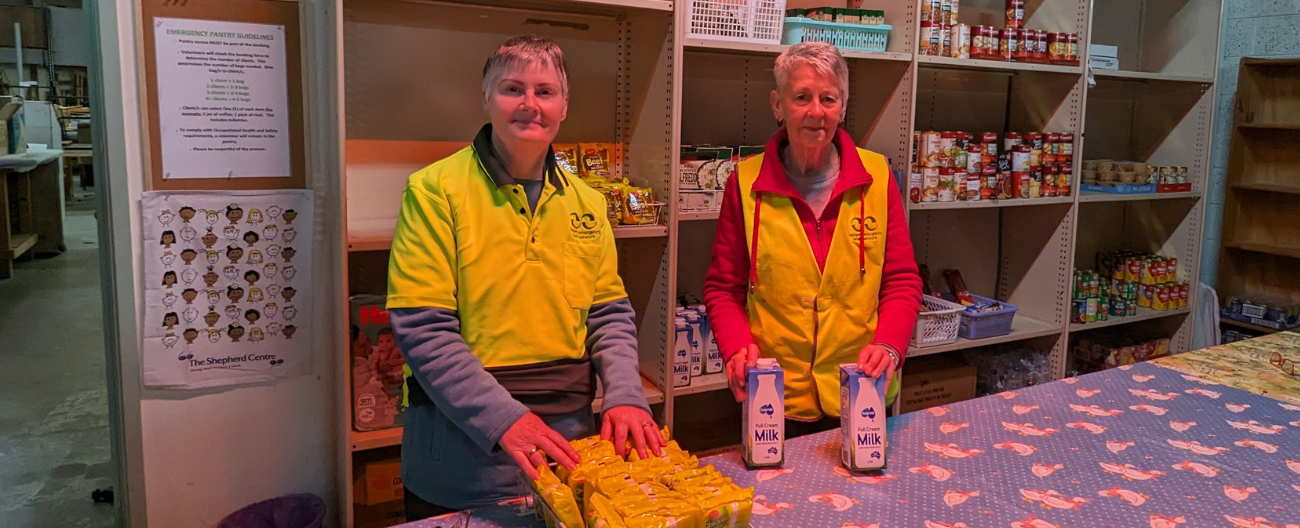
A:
[
  {"xmin": 499, "ymin": 412, "xmax": 581, "ymax": 480},
  {"xmin": 725, "ymin": 344, "xmax": 761, "ymax": 402}
]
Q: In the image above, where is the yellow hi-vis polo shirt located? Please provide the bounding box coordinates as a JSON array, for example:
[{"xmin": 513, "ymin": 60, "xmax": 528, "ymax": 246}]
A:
[{"xmin": 385, "ymin": 127, "xmax": 627, "ymax": 369}]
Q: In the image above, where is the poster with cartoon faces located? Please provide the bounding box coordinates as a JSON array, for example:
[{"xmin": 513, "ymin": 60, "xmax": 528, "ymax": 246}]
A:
[{"xmin": 142, "ymin": 190, "xmax": 313, "ymax": 389}]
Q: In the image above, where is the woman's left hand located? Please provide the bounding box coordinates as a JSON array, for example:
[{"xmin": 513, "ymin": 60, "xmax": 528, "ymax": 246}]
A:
[
  {"xmin": 601, "ymin": 405, "xmax": 665, "ymax": 460},
  {"xmin": 857, "ymin": 344, "xmax": 899, "ymax": 387}
]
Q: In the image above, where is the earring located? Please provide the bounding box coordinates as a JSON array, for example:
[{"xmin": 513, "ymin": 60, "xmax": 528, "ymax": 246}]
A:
[{"xmin": 776, "ymin": 118, "xmax": 785, "ymax": 128}]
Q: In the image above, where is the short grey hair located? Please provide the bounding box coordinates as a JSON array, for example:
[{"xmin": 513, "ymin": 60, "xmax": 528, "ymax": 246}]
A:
[
  {"xmin": 482, "ymin": 34, "xmax": 570, "ymax": 101},
  {"xmin": 773, "ymin": 41, "xmax": 850, "ymax": 103}
]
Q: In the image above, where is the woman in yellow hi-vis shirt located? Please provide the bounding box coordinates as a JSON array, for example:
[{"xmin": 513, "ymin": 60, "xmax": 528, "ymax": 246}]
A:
[{"xmin": 386, "ymin": 35, "xmax": 663, "ymax": 519}]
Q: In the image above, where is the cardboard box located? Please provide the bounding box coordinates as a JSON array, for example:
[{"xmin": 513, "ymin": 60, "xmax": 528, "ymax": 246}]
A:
[
  {"xmin": 0, "ymin": 96, "xmax": 23, "ymax": 156},
  {"xmin": 353, "ymin": 459, "xmax": 404, "ymax": 506},
  {"xmin": 351, "ymin": 295, "xmax": 406, "ymax": 432},
  {"xmin": 354, "ymin": 500, "xmax": 405, "ymax": 528},
  {"xmin": 76, "ymin": 121, "xmax": 92, "ymax": 144},
  {"xmin": 899, "ymin": 355, "xmax": 976, "ymax": 414},
  {"xmin": 1088, "ymin": 44, "xmax": 1119, "ymax": 71}
]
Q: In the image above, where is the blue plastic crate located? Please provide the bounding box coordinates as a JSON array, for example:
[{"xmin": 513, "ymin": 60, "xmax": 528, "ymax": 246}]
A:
[
  {"xmin": 1081, "ymin": 183, "xmax": 1157, "ymax": 194},
  {"xmin": 781, "ymin": 17, "xmax": 891, "ymax": 52},
  {"xmin": 944, "ymin": 293, "xmax": 1018, "ymax": 340}
]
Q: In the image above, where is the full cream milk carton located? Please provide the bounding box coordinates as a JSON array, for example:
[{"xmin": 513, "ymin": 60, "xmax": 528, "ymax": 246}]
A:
[
  {"xmin": 841, "ymin": 364, "xmax": 888, "ymax": 471},
  {"xmin": 743, "ymin": 358, "xmax": 784, "ymax": 467},
  {"xmin": 678, "ymin": 308, "xmax": 704, "ymax": 376},
  {"xmin": 691, "ymin": 304, "xmax": 724, "ymax": 374},
  {"xmin": 673, "ymin": 317, "xmax": 691, "ymax": 387}
]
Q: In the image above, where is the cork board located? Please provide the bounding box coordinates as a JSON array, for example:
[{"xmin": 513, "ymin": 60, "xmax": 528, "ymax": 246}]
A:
[{"xmin": 141, "ymin": 0, "xmax": 305, "ymax": 190}]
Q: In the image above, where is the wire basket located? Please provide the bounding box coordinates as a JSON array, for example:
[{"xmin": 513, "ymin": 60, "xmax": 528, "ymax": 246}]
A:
[
  {"xmin": 686, "ymin": 0, "xmax": 787, "ymax": 45},
  {"xmin": 781, "ymin": 18, "xmax": 892, "ymax": 52},
  {"xmin": 956, "ymin": 294, "xmax": 1018, "ymax": 340},
  {"xmin": 912, "ymin": 294, "xmax": 964, "ymax": 348}
]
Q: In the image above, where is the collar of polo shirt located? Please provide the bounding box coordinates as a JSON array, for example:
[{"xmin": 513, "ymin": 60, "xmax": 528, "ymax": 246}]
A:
[{"xmin": 471, "ymin": 124, "xmax": 570, "ymax": 190}]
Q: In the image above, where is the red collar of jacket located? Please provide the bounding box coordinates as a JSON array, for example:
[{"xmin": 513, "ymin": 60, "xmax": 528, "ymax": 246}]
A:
[{"xmin": 752, "ymin": 127, "xmax": 875, "ymax": 198}]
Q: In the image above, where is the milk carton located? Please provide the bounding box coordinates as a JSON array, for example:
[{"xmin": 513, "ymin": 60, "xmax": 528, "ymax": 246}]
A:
[
  {"xmin": 691, "ymin": 304, "xmax": 724, "ymax": 374},
  {"xmin": 841, "ymin": 364, "xmax": 888, "ymax": 471},
  {"xmin": 743, "ymin": 358, "xmax": 785, "ymax": 467},
  {"xmin": 673, "ymin": 317, "xmax": 691, "ymax": 387},
  {"xmin": 680, "ymin": 309, "xmax": 704, "ymax": 376}
]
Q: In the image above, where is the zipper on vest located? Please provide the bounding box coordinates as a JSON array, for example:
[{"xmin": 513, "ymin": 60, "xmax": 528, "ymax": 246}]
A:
[{"xmin": 811, "ymin": 298, "xmax": 820, "ymax": 418}]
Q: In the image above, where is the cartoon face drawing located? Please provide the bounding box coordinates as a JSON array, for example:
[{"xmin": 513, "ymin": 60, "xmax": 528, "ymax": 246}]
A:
[
  {"xmin": 283, "ymin": 325, "xmax": 297, "ymax": 339},
  {"xmin": 202, "ymin": 228, "xmax": 219, "ymax": 248},
  {"xmin": 282, "ymin": 305, "xmax": 298, "ymax": 321},
  {"xmin": 158, "ymin": 210, "xmax": 175, "ymax": 225},
  {"xmin": 181, "ymin": 268, "xmax": 199, "ymax": 285},
  {"xmin": 281, "ymin": 287, "xmax": 296, "ymax": 302},
  {"xmin": 180, "ymin": 249, "xmax": 198, "ymax": 265},
  {"xmin": 223, "ymin": 225, "xmax": 240, "ymax": 241},
  {"xmin": 225, "ymin": 205, "xmax": 244, "ymax": 225},
  {"xmin": 267, "ymin": 205, "xmax": 282, "ymax": 219},
  {"xmin": 227, "ymin": 323, "xmax": 245, "ymax": 342},
  {"xmin": 206, "ymin": 250, "xmax": 220, "ymax": 265},
  {"xmin": 282, "ymin": 209, "xmax": 297, "ymax": 224},
  {"xmin": 282, "ymin": 265, "xmax": 297, "ymax": 281},
  {"xmin": 263, "ymin": 263, "xmax": 278, "ymax": 278},
  {"xmin": 267, "ymin": 284, "xmax": 282, "ymax": 299},
  {"xmin": 267, "ymin": 322, "xmax": 282, "ymax": 336},
  {"xmin": 246, "ymin": 250, "xmax": 263, "ymax": 265},
  {"xmin": 247, "ymin": 209, "xmax": 263, "ymax": 225},
  {"xmin": 281, "ymin": 247, "xmax": 297, "ymax": 263},
  {"xmin": 179, "ymin": 206, "xmax": 196, "ymax": 223},
  {"xmin": 205, "ymin": 210, "xmax": 220, "ymax": 225},
  {"xmin": 160, "ymin": 251, "xmax": 176, "ymax": 266},
  {"xmin": 223, "ymin": 265, "xmax": 239, "ymax": 280},
  {"xmin": 181, "ymin": 288, "xmax": 198, "ymax": 304},
  {"xmin": 207, "ymin": 329, "xmax": 222, "ymax": 343},
  {"xmin": 162, "ymin": 271, "xmax": 178, "ymax": 288},
  {"xmin": 203, "ymin": 267, "xmax": 219, "ymax": 287},
  {"xmin": 160, "ymin": 231, "xmax": 176, "ymax": 248},
  {"xmin": 282, "ymin": 228, "xmax": 297, "ymax": 243},
  {"xmin": 226, "ymin": 285, "xmax": 244, "ymax": 303},
  {"xmin": 243, "ymin": 231, "xmax": 260, "ymax": 247},
  {"xmin": 226, "ymin": 245, "xmax": 244, "ymax": 264},
  {"xmin": 204, "ymin": 307, "xmax": 221, "ymax": 327},
  {"xmin": 244, "ymin": 309, "xmax": 261, "ymax": 325},
  {"xmin": 262, "ymin": 224, "xmax": 279, "ymax": 241},
  {"xmin": 183, "ymin": 328, "xmax": 199, "ymax": 344},
  {"xmin": 264, "ymin": 303, "xmax": 278, "ymax": 318},
  {"xmin": 206, "ymin": 290, "xmax": 221, "ymax": 305},
  {"xmin": 162, "ymin": 333, "xmax": 178, "ymax": 348},
  {"xmin": 162, "ymin": 312, "xmax": 179, "ymax": 329},
  {"xmin": 182, "ymin": 307, "xmax": 199, "ymax": 323},
  {"xmin": 180, "ymin": 226, "xmax": 197, "ymax": 243},
  {"xmin": 247, "ymin": 287, "xmax": 264, "ymax": 303},
  {"xmin": 222, "ymin": 306, "xmax": 240, "ymax": 322},
  {"xmin": 266, "ymin": 245, "xmax": 281, "ymax": 258},
  {"xmin": 249, "ymin": 328, "xmax": 265, "ymax": 342},
  {"xmin": 162, "ymin": 292, "xmax": 177, "ymax": 308}
]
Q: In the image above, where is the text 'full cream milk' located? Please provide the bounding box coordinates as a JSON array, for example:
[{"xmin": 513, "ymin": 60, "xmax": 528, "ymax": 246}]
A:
[
  {"xmin": 743, "ymin": 358, "xmax": 784, "ymax": 468},
  {"xmin": 841, "ymin": 364, "xmax": 888, "ymax": 471}
]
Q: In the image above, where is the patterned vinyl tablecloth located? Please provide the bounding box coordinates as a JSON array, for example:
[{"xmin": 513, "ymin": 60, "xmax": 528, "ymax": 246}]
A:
[
  {"xmin": 1153, "ymin": 332, "xmax": 1300, "ymax": 405},
  {"xmin": 401, "ymin": 361, "xmax": 1300, "ymax": 528}
]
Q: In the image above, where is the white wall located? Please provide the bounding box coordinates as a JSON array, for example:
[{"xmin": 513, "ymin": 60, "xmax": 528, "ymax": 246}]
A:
[{"xmin": 97, "ymin": 0, "xmax": 343, "ymax": 526}]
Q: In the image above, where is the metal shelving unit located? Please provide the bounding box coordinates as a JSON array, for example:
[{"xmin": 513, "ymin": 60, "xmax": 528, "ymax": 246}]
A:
[{"xmin": 325, "ymin": 0, "xmax": 1223, "ymax": 522}]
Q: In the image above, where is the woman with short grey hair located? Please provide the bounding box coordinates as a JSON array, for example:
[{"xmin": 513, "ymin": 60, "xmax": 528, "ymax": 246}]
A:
[
  {"xmin": 387, "ymin": 34, "xmax": 663, "ymax": 518},
  {"xmin": 704, "ymin": 41, "xmax": 923, "ymax": 437}
]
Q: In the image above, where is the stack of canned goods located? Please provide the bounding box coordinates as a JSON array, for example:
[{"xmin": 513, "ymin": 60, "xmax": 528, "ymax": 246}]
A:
[
  {"xmin": 1222, "ymin": 295, "xmax": 1300, "ymax": 329},
  {"xmin": 1071, "ymin": 251, "xmax": 1189, "ymax": 324},
  {"xmin": 908, "ymin": 130, "xmax": 1074, "ymax": 203},
  {"xmin": 1073, "ymin": 335, "xmax": 1171, "ymax": 372},
  {"xmin": 1080, "ymin": 160, "xmax": 1190, "ymax": 190},
  {"xmin": 918, "ymin": 0, "xmax": 965, "ymax": 57},
  {"xmin": 920, "ymin": 0, "xmax": 1079, "ymax": 64}
]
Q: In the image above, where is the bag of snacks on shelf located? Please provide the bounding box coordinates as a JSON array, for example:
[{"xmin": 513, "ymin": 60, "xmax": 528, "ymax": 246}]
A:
[
  {"xmin": 554, "ymin": 144, "xmax": 581, "ymax": 175},
  {"xmin": 532, "ymin": 464, "xmax": 583, "ymax": 528},
  {"xmin": 581, "ymin": 143, "xmax": 616, "ymax": 181},
  {"xmin": 622, "ymin": 187, "xmax": 659, "ymax": 225}
]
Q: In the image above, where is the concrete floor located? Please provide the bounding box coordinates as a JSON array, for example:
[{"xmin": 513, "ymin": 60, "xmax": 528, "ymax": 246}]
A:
[{"xmin": 0, "ymin": 190, "xmax": 118, "ymax": 528}]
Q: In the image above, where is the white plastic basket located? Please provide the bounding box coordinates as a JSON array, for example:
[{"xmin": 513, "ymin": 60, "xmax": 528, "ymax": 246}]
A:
[
  {"xmin": 912, "ymin": 294, "xmax": 964, "ymax": 348},
  {"xmin": 686, "ymin": 0, "xmax": 787, "ymax": 45}
]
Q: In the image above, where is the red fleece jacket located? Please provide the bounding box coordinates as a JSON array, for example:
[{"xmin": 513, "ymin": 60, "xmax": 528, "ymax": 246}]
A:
[{"xmin": 702, "ymin": 129, "xmax": 923, "ymax": 364}]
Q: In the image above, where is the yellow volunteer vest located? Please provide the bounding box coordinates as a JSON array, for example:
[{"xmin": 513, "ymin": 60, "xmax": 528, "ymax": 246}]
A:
[{"xmin": 738, "ymin": 148, "xmax": 896, "ymax": 420}]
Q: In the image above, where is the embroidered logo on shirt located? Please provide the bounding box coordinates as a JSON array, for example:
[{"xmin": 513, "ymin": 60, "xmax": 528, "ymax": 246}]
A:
[
  {"xmin": 569, "ymin": 212, "xmax": 601, "ymax": 240},
  {"xmin": 848, "ymin": 215, "xmax": 882, "ymax": 244}
]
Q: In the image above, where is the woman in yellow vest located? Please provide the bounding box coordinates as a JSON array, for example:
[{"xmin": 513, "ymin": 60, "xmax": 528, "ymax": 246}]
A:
[{"xmin": 703, "ymin": 42, "xmax": 923, "ymax": 436}]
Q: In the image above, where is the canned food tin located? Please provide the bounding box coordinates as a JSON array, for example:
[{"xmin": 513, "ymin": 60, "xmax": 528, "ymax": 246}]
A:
[
  {"xmin": 1043, "ymin": 165, "xmax": 1059, "ymax": 197},
  {"xmin": 1151, "ymin": 258, "xmax": 1166, "ymax": 283},
  {"xmin": 1004, "ymin": 132, "xmax": 1022, "ymax": 152},
  {"xmin": 1155, "ymin": 285, "xmax": 1171, "ymax": 311},
  {"xmin": 1006, "ymin": 0, "xmax": 1024, "ymax": 29},
  {"xmin": 1098, "ymin": 298, "xmax": 1109, "ymax": 321},
  {"xmin": 967, "ymin": 144, "xmax": 983, "ymax": 173},
  {"xmin": 1067, "ymin": 33, "xmax": 1078, "ymax": 62},
  {"xmin": 1073, "ymin": 272, "xmax": 1086, "ymax": 299},
  {"xmin": 1035, "ymin": 30, "xmax": 1049, "ymax": 60},
  {"xmin": 1001, "ymin": 28, "xmax": 1018, "ymax": 61},
  {"xmin": 938, "ymin": 167, "xmax": 956, "ymax": 202},
  {"xmin": 1013, "ymin": 171, "xmax": 1031, "ymax": 198},
  {"xmin": 952, "ymin": 24, "xmax": 971, "ymax": 59},
  {"xmin": 1049, "ymin": 32, "xmax": 1066, "ymax": 62},
  {"xmin": 1124, "ymin": 257, "xmax": 1141, "ymax": 283},
  {"xmin": 1167, "ymin": 257, "xmax": 1178, "ymax": 277},
  {"xmin": 1072, "ymin": 299, "xmax": 1087, "ymax": 324},
  {"xmin": 1012, "ymin": 144, "xmax": 1031, "ymax": 171},
  {"xmin": 953, "ymin": 169, "xmax": 968, "ymax": 200},
  {"xmin": 1029, "ymin": 167, "xmax": 1043, "ymax": 198},
  {"xmin": 920, "ymin": 22, "xmax": 935, "ymax": 56},
  {"xmin": 1026, "ymin": 133, "xmax": 1043, "ymax": 166},
  {"xmin": 1179, "ymin": 283, "xmax": 1189, "ymax": 308},
  {"xmin": 982, "ymin": 132, "xmax": 999, "ymax": 159},
  {"xmin": 921, "ymin": 131, "xmax": 942, "ymax": 167},
  {"xmin": 997, "ymin": 153, "xmax": 1012, "ymax": 173},
  {"xmin": 909, "ymin": 172, "xmax": 922, "ymax": 203},
  {"xmin": 941, "ymin": 24, "xmax": 952, "ymax": 57},
  {"xmin": 1085, "ymin": 297, "xmax": 1098, "ymax": 323},
  {"xmin": 941, "ymin": 0, "xmax": 952, "ymax": 24},
  {"xmin": 1016, "ymin": 29, "xmax": 1033, "ymax": 61},
  {"xmin": 1058, "ymin": 163, "xmax": 1072, "ymax": 196},
  {"xmin": 1139, "ymin": 284, "xmax": 1154, "ymax": 308},
  {"xmin": 1044, "ymin": 132, "xmax": 1060, "ymax": 164},
  {"xmin": 997, "ymin": 171, "xmax": 1014, "ymax": 199},
  {"xmin": 982, "ymin": 165, "xmax": 998, "ymax": 200},
  {"xmin": 1089, "ymin": 272, "xmax": 1101, "ymax": 297},
  {"xmin": 966, "ymin": 170, "xmax": 981, "ymax": 201},
  {"xmin": 1127, "ymin": 302, "xmax": 1138, "ymax": 317},
  {"xmin": 922, "ymin": 167, "xmax": 940, "ymax": 202},
  {"xmin": 1059, "ymin": 133, "xmax": 1074, "ymax": 161},
  {"xmin": 1176, "ymin": 166, "xmax": 1188, "ymax": 184},
  {"xmin": 939, "ymin": 132, "xmax": 956, "ymax": 167}
]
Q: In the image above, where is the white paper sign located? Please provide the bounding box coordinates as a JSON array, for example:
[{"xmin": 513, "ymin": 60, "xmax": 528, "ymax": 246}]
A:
[
  {"xmin": 154, "ymin": 17, "xmax": 291, "ymax": 179},
  {"xmin": 141, "ymin": 190, "xmax": 313, "ymax": 389}
]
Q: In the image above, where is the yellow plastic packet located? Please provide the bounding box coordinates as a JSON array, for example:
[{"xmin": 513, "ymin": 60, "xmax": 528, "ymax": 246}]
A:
[
  {"xmin": 557, "ymin": 453, "xmax": 618, "ymax": 486},
  {"xmin": 586, "ymin": 491, "xmax": 628, "ymax": 528},
  {"xmin": 532, "ymin": 464, "xmax": 583, "ymax": 528},
  {"xmin": 553, "ymin": 144, "xmax": 581, "ymax": 176},
  {"xmin": 663, "ymin": 465, "xmax": 719, "ymax": 488},
  {"xmin": 580, "ymin": 143, "xmax": 614, "ymax": 181},
  {"xmin": 621, "ymin": 187, "xmax": 658, "ymax": 225},
  {"xmin": 590, "ymin": 471, "xmax": 641, "ymax": 503},
  {"xmin": 695, "ymin": 488, "xmax": 754, "ymax": 528},
  {"xmin": 620, "ymin": 501, "xmax": 705, "ymax": 528},
  {"xmin": 611, "ymin": 481, "xmax": 678, "ymax": 504}
]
